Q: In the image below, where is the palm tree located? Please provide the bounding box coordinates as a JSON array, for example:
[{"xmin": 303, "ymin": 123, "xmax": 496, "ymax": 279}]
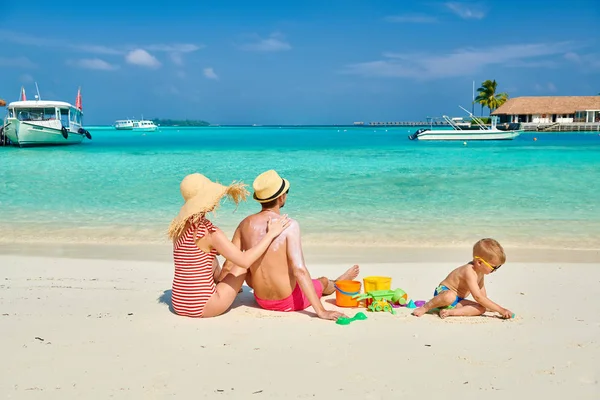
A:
[{"xmin": 474, "ymin": 80, "xmax": 509, "ymax": 116}]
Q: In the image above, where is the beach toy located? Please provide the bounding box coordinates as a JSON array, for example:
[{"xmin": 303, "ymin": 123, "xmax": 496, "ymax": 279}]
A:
[
  {"xmin": 334, "ymin": 280, "xmax": 361, "ymax": 307},
  {"xmin": 336, "ymin": 312, "xmax": 368, "ymax": 325},
  {"xmin": 406, "ymin": 300, "xmax": 417, "ymax": 309},
  {"xmin": 363, "ymin": 276, "xmax": 392, "ymax": 307},
  {"xmin": 414, "ymin": 300, "xmax": 426, "ymax": 307},
  {"xmin": 353, "ymin": 289, "xmax": 405, "ymax": 315}
]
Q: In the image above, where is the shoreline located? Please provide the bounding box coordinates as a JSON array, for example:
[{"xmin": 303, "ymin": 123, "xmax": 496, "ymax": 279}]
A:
[{"xmin": 1, "ymin": 241, "xmax": 598, "ymax": 263}]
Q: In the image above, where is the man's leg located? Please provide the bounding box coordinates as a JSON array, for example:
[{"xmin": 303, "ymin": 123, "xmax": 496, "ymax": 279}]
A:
[
  {"xmin": 320, "ymin": 264, "xmax": 360, "ymax": 296},
  {"xmin": 439, "ymin": 300, "xmax": 486, "ymax": 319}
]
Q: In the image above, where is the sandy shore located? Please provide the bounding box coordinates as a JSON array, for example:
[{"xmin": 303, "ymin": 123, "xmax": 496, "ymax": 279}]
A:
[{"xmin": 1, "ymin": 253, "xmax": 598, "ymax": 399}]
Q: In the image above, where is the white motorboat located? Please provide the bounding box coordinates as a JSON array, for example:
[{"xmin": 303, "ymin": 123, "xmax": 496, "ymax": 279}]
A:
[
  {"xmin": 2, "ymin": 87, "xmax": 91, "ymax": 147},
  {"xmin": 114, "ymin": 119, "xmax": 135, "ymax": 130},
  {"xmin": 132, "ymin": 119, "xmax": 158, "ymax": 132},
  {"xmin": 409, "ymin": 107, "xmax": 523, "ymax": 141},
  {"xmin": 114, "ymin": 118, "xmax": 158, "ymax": 132}
]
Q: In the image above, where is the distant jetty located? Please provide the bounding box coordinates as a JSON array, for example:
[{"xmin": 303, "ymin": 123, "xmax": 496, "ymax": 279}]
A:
[
  {"xmin": 354, "ymin": 121, "xmax": 451, "ymax": 127},
  {"xmin": 152, "ymin": 118, "xmax": 210, "ymax": 127}
]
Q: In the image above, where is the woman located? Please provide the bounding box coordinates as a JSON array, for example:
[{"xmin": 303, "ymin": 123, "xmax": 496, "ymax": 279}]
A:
[{"xmin": 168, "ymin": 173, "xmax": 290, "ymax": 318}]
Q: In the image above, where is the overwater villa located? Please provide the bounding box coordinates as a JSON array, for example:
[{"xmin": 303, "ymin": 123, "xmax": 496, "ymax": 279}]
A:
[{"xmin": 492, "ymin": 96, "xmax": 600, "ymax": 131}]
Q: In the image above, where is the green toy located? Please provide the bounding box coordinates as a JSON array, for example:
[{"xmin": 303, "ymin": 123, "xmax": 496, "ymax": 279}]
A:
[
  {"xmin": 352, "ymin": 288, "xmax": 408, "ymax": 315},
  {"xmin": 336, "ymin": 312, "xmax": 368, "ymax": 325}
]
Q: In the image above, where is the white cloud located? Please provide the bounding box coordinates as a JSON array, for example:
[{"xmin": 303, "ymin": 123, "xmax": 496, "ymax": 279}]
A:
[
  {"xmin": 0, "ymin": 30, "xmax": 202, "ymax": 64},
  {"xmin": 384, "ymin": 14, "xmax": 437, "ymax": 23},
  {"xmin": 71, "ymin": 44, "xmax": 123, "ymax": 55},
  {"xmin": 68, "ymin": 58, "xmax": 119, "ymax": 71},
  {"xmin": 170, "ymin": 52, "xmax": 184, "ymax": 66},
  {"xmin": 146, "ymin": 44, "xmax": 202, "ymax": 53},
  {"xmin": 20, "ymin": 73, "xmax": 34, "ymax": 83},
  {"xmin": 0, "ymin": 56, "xmax": 36, "ymax": 68},
  {"xmin": 445, "ymin": 2, "xmax": 487, "ymax": 20},
  {"xmin": 203, "ymin": 67, "xmax": 219, "ymax": 80},
  {"xmin": 125, "ymin": 49, "xmax": 161, "ymax": 68},
  {"xmin": 564, "ymin": 52, "xmax": 581, "ymax": 63},
  {"xmin": 240, "ymin": 33, "xmax": 291, "ymax": 52},
  {"xmin": 535, "ymin": 82, "xmax": 557, "ymax": 93},
  {"xmin": 342, "ymin": 42, "xmax": 573, "ymax": 80},
  {"xmin": 564, "ymin": 51, "xmax": 600, "ymax": 70}
]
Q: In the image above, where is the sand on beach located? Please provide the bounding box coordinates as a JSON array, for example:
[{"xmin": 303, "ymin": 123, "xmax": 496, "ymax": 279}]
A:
[{"xmin": 1, "ymin": 253, "xmax": 598, "ymax": 399}]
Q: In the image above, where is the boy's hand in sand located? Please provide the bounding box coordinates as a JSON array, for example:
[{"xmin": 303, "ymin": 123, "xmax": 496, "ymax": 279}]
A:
[
  {"xmin": 266, "ymin": 214, "xmax": 291, "ymax": 238},
  {"xmin": 500, "ymin": 308, "xmax": 513, "ymax": 319},
  {"xmin": 317, "ymin": 310, "xmax": 347, "ymax": 321}
]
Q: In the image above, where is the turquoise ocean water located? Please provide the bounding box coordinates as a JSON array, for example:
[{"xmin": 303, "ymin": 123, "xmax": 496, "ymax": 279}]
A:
[{"xmin": 1, "ymin": 126, "xmax": 599, "ymax": 249}]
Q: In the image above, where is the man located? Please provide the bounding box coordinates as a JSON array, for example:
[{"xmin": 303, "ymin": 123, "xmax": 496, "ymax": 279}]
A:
[{"xmin": 222, "ymin": 170, "xmax": 359, "ymax": 321}]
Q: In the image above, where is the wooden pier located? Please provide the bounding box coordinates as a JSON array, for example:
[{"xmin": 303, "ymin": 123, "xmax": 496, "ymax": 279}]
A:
[
  {"xmin": 362, "ymin": 121, "xmax": 451, "ymax": 127},
  {"xmin": 521, "ymin": 122, "xmax": 600, "ymax": 132}
]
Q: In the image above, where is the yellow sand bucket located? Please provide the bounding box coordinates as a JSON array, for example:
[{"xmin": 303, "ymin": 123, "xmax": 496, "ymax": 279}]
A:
[{"xmin": 363, "ymin": 276, "xmax": 392, "ymax": 307}]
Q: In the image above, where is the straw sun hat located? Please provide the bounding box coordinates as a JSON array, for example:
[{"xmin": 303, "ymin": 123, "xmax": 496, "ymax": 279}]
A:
[
  {"xmin": 253, "ymin": 170, "xmax": 290, "ymax": 203},
  {"xmin": 168, "ymin": 173, "xmax": 249, "ymax": 239}
]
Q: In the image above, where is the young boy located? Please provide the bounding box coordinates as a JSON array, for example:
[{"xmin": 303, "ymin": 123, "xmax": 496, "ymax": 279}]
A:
[{"xmin": 412, "ymin": 238, "xmax": 513, "ymax": 319}]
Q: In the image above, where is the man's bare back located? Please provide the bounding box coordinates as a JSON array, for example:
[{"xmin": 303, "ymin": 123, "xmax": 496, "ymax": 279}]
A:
[
  {"xmin": 236, "ymin": 210, "xmax": 299, "ymax": 300},
  {"xmin": 223, "ymin": 169, "xmax": 359, "ymax": 321}
]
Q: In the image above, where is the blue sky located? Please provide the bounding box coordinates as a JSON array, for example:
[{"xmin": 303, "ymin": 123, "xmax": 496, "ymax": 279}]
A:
[{"xmin": 1, "ymin": 0, "xmax": 599, "ymax": 125}]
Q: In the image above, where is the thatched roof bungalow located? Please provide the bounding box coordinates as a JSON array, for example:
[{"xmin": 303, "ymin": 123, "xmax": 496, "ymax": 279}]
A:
[{"xmin": 492, "ymin": 96, "xmax": 600, "ymax": 124}]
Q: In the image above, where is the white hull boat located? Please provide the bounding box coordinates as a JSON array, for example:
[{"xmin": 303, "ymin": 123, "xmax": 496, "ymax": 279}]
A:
[
  {"xmin": 409, "ymin": 107, "xmax": 523, "ymax": 141},
  {"xmin": 2, "ymin": 94, "xmax": 91, "ymax": 147},
  {"xmin": 132, "ymin": 120, "xmax": 158, "ymax": 132},
  {"xmin": 114, "ymin": 119, "xmax": 134, "ymax": 130},
  {"xmin": 114, "ymin": 119, "xmax": 158, "ymax": 132}
]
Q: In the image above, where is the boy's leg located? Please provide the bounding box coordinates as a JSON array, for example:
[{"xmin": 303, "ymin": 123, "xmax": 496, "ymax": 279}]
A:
[
  {"xmin": 412, "ymin": 290, "xmax": 456, "ymax": 317},
  {"xmin": 439, "ymin": 300, "xmax": 486, "ymax": 319}
]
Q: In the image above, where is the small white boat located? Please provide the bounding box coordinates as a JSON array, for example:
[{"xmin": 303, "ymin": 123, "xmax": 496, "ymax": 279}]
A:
[
  {"xmin": 114, "ymin": 119, "xmax": 135, "ymax": 130},
  {"xmin": 114, "ymin": 118, "xmax": 158, "ymax": 132},
  {"xmin": 132, "ymin": 120, "xmax": 158, "ymax": 132},
  {"xmin": 409, "ymin": 107, "xmax": 523, "ymax": 141},
  {"xmin": 2, "ymin": 87, "xmax": 91, "ymax": 147}
]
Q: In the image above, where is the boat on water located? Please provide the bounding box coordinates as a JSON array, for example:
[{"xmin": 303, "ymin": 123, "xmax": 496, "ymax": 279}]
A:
[
  {"xmin": 1, "ymin": 86, "xmax": 92, "ymax": 147},
  {"xmin": 114, "ymin": 118, "xmax": 158, "ymax": 132},
  {"xmin": 409, "ymin": 107, "xmax": 523, "ymax": 141},
  {"xmin": 114, "ymin": 119, "xmax": 135, "ymax": 130}
]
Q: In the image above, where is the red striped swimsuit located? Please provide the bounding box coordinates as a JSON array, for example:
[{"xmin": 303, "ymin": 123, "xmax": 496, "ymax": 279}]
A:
[{"xmin": 172, "ymin": 219, "xmax": 218, "ymax": 317}]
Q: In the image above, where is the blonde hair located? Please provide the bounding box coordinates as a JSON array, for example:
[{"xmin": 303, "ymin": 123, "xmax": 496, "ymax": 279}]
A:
[{"xmin": 473, "ymin": 238, "xmax": 506, "ymax": 264}]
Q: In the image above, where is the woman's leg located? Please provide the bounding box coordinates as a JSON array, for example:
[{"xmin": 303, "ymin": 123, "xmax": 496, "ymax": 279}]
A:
[{"xmin": 202, "ymin": 265, "xmax": 247, "ymax": 318}]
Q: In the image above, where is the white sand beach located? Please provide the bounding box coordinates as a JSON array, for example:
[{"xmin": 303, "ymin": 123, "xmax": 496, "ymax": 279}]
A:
[{"xmin": 1, "ymin": 250, "xmax": 599, "ymax": 399}]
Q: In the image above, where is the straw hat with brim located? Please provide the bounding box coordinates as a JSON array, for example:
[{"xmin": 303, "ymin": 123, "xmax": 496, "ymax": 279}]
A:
[
  {"xmin": 253, "ymin": 170, "xmax": 290, "ymax": 203},
  {"xmin": 168, "ymin": 173, "xmax": 249, "ymax": 239}
]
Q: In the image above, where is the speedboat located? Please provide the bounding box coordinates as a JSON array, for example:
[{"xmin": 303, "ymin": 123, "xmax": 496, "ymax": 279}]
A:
[
  {"xmin": 2, "ymin": 87, "xmax": 92, "ymax": 147},
  {"xmin": 409, "ymin": 107, "xmax": 523, "ymax": 141}
]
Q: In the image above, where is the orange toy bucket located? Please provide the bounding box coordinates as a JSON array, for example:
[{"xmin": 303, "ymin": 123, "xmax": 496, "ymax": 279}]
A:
[
  {"xmin": 334, "ymin": 280, "xmax": 361, "ymax": 307},
  {"xmin": 363, "ymin": 276, "xmax": 392, "ymax": 307}
]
